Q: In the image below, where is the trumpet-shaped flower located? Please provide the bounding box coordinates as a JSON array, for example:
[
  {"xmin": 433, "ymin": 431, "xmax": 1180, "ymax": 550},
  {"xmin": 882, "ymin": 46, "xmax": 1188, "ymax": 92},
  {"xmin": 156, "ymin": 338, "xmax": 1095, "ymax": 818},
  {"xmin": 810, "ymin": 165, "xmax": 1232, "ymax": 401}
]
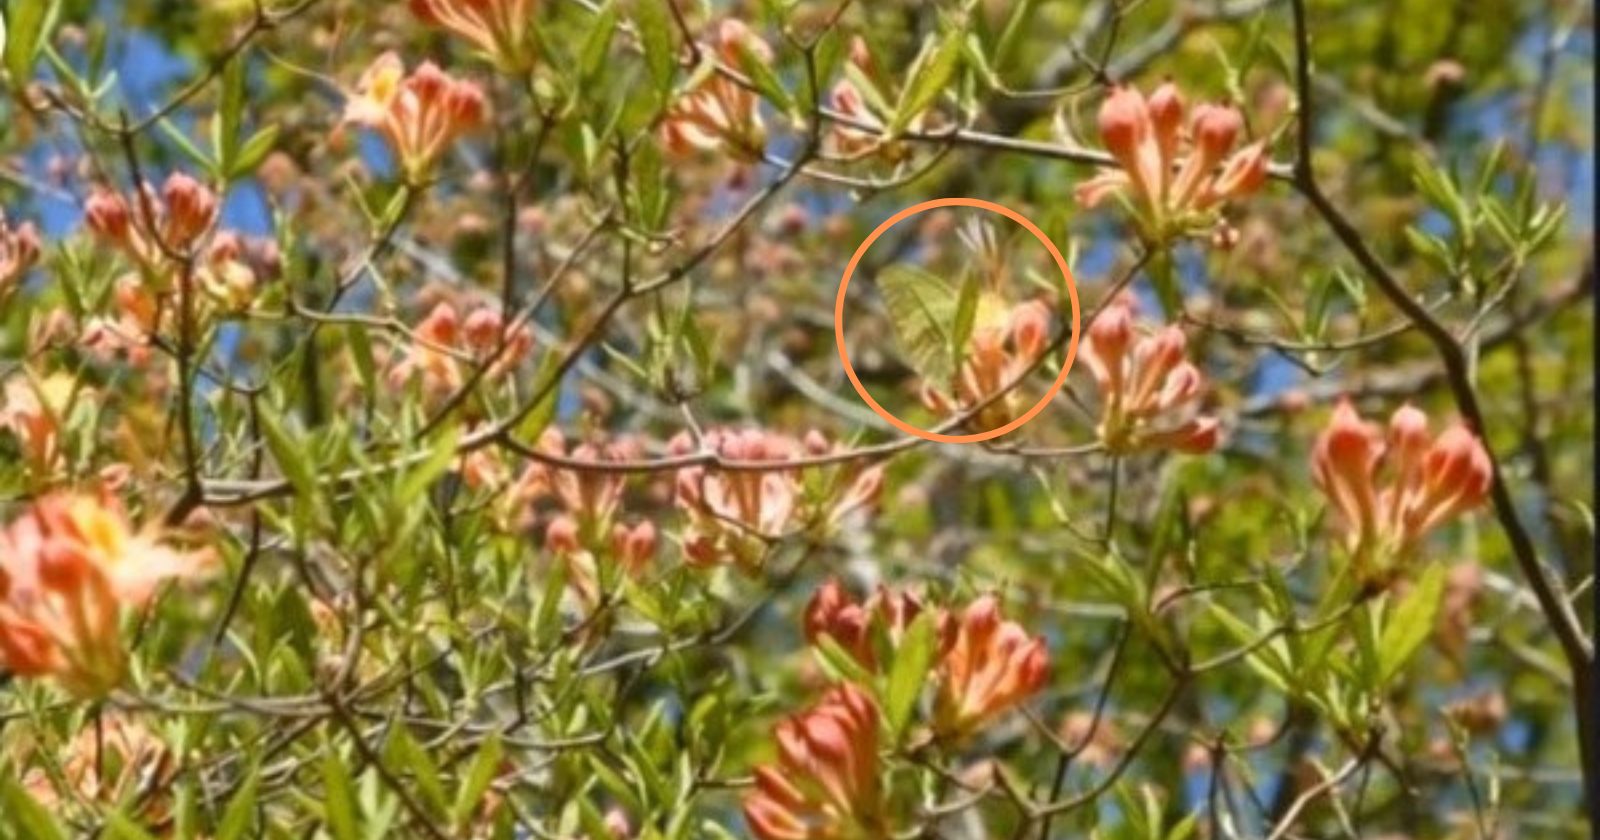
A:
[
  {"xmin": 1079, "ymin": 295, "xmax": 1221, "ymax": 455},
  {"xmin": 0, "ymin": 493, "xmax": 212, "ymax": 698},
  {"xmin": 934, "ymin": 595, "xmax": 1049, "ymax": 736},
  {"xmin": 743, "ymin": 684, "xmax": 888, "ymax": 839},
  {"xmin": 345, "ymin": 53, "xmax": 488, "ymax": 182},
  {"xmin": 0, "ymin": 213, "xmax": 41, "ymax": 300},
  {"xmin": 388, "ymin": 301, "xmax": 532, "ymax": 399},
  {"xmin": 660, "ymin": 21, "xmax": 770, "ymax": 159},
  {"xmin": 1077, "ymin": 83, "xmax": 1268, "ymax": 242},
  {"xmin": 1312, "ymin": 400, "xmax": 1491, "ymax": 585},
  {"xmin": 411, "ymin": 0, "xmax": 538, "ymax": 73},
  {"xmin": 920, "ymin": 299, "xmax": 1053, "ymax": 433}
]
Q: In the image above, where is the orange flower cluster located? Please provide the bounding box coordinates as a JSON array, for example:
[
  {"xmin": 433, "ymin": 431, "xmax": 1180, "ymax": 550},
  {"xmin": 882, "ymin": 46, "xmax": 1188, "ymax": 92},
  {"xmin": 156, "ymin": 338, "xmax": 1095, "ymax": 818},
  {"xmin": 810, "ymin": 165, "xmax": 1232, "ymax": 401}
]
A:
[
  {"xmin": 387, "ymin": 301, "xmax": 533, "ymax": 399},
  {"xmin": 670, "ymin": 428, "xmax": 882, "ymax": 571},
  {"xmin": 1077, "ymin": 83, "xmax": 1268, "ymax": 243},
  {"xmin": 1313, "ymin": 401, "xmax": 1492, "ymax": 585},
  {"xmin": 823, "ymin": 37, "xmax": 919, "ymax": 163},
  {"xmin": 743, "ymin": 683, "xmax": 889, "ymax": 839},
  {"xmin": 345, "ymin": 53, "xmax": 488, "ymax": 182},
  {"xmin": 919, "ymin": 299, "xmax": 1053, "ymax": 432},
  {"xmin": 932, "ymin": 595, "xmax": 1050, "ymax": 736},
  {"xmin": 82, "ymin": 174, "xmax": 278, "ymax": 360},
  {"xmin": 518, "ymin": 430, "xmax": 657, "ymax": 609},
  {"xmin": 660, "ymin": 21, "xmax": 770, "ymax": 159},
  {"xmin": 805, "ymin": 580, "xmax": 1049, "ymax": 736},
  {"xmin": 0, "ymin": 493, "xmax": 212, "ymax": 698},
  {"xmin": 411, "ymin": 0, "xmax": 538, "ymax": 72},
  {"xmin": 804, "ymin": 577, "xmax": 926, "ymax": 672},
  {"xmin": 1080, "ymin": 295, "xmax": 1221, "ymax": 455}
]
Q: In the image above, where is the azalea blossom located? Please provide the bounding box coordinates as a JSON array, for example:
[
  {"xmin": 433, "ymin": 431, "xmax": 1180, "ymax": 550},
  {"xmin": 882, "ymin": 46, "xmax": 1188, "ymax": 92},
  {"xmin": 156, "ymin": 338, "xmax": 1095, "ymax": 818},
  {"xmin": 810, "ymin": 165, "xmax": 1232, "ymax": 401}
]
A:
[
  {"xmin": 86, "ymin": 173, "xmax": 220, "ymax": 263},
  {"xmin": 670, "ymin": 428, "xmax": 882, "ymax": 571},
  {"xmin": 0, "ymin": 493, "xmax": 213, "ymax": 698},
  {"xmin": 660, "ymin": 21, "xmax": 770, "ymax": 159},
  {"xmin": 823, "ymin": 37, "xmax": 920, "ymax": 163},
  {"xmin": 0, "ymin": 213, "xmax": 41, "ymax": 300},
  {"xmin": 388, "ymin": 301, "xmax": 532, "ymax": 399},
  {"xmin": 344, "ymin": 52, "xmax": 488, "ymax": 182},
  {"xmin": 934, "ymin": 595, "xmax": 1049, "ymax": 736},
  {"xmin": 1079, "ymin": 295, "xmax": 1221, "ymax": 455},
  {"xmin": 920, "ymin": 299, "xmax": 1053, "ymax": 433},
  {"xmin": 743, "ymin": 683, "xmax": 889, "ymax": 839},
  {"xmin": 411, "ymin": 0, "xmax": 538, "ymax": 73},
  {"xmin": 804, "ymin": 577, "xmax": 931, "ymax": 672},
  {"xmin": 1076, "ymin": 83, "xmax": 1268, "ymax": 243},
  {"xmin": 0, "ymin": 372, "xmax": 80, "ymax": 476},
  {"xmin": 1312, "ymin": 400, "xmax": 1492, "ymax": 585}
]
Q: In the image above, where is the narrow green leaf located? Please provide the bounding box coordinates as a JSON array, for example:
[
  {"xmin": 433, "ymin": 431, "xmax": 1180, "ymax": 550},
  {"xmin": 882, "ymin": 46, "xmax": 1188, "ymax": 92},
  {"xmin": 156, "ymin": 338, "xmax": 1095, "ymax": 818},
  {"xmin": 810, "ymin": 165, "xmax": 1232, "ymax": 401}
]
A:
[
  {"xmin": 580, "ymin": 1, "xmax": 618, "ymax": 82},
  {"xmin": 811, "ymin": 634, "xmax": 875, "ymax": 686},
  {"xmin": 1378, "ymin": 563, "xmax": 1446, "ymax": 683},
  {"xmin": 633, "ymin": 0, "xmax": 675, "ymax": 98},
  {"xmin": 0, "ymin": 775, "xmax": 67, "ymax": 840},
  {"xmin": 453, "ymin": 734, "xmax": 504, "ymax": 827},
  {"xmin": 4, "ymin": 0, "xmax": 58, "ymax": 85},
  {"xmin": 890, "ymin": 30, "xmax": 963, "ymax": 135},
  {"xmin": 322, "ymin": 752, "xmax": 361, "ymax": 840},
  {"xmin": 951, "ymin": 269, "xmax": 980, "ymax": 366},
  {"xmin": 215, "ymin": 766, "xmax": 259, "ymax": 840},
  {"xmin": 258, "ymin": 404, "xmax": 318, "ymax": 501},
  {"xmin": 884, "ymin": 611, "xmax": 938, "ymax": 739}
]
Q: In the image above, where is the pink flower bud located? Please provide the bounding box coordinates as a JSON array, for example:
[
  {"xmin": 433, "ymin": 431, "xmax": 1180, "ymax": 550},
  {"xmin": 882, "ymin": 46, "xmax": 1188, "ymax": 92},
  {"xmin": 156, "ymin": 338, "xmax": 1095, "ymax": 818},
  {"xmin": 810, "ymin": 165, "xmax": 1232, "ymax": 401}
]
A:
[{"xmin": 160, "ymin": 173, "xmax": 218, "ymax": 248}]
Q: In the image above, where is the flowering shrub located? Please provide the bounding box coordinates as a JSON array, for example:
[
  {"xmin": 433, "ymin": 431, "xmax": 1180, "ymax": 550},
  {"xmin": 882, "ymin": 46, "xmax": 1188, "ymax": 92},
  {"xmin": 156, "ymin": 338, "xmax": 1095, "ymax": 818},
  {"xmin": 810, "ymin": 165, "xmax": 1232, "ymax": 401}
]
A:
[{"xmin": 0, "ymin": 1, "xmax": 1590, "ymax": 837}]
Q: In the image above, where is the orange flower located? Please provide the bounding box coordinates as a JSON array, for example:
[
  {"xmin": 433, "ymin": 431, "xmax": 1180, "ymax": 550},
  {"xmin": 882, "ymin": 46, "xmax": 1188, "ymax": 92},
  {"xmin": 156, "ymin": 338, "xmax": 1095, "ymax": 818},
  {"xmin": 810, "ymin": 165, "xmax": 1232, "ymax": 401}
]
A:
[
  {"xmin": 660, "ymin": 21, "xmax": 770, "ymax": 159},
  {"xmin": 388, "ymin": 302, "xmax": 530, "ymax": 399},
  {"xmin": 85, "ymin": 174, "xmax": 219, "ymax": 262},
  {"xmin": 1312, "ymin": 400, "xmax": 1491, "ymax": 585},
  {"xmin": 0, "ymin": 372, "xmax": 80, "ymax": 476},
  {"xmin": 1080, "ymin": 295, "xmax": 1220, "ymax": 454},
  {"xmin": 159, "ymin": 172, "xmax": 220, "ymax": 249},
  {"xmin": 743, "ymin": 684, "xmax": 888, "ymax": 839},
  {"xmin": 0, "ymin": 493, "xmax": 213, "ymax": 698},
  {"xmin": 0, "ymin": 213, "xmax": 41, "ymax": 300},
  {"xmin": 344, "ymin": 53, "xmax": 488, "ymax": 182},
  {"xmin": 934, "ymin": 595, "xmax": 1049, "ymax": 736},
  {"xmin": 411, "ymin": 0, "xmax": 538, "ymax": 72},
  {"xmin": 804, "ymin": 577, "xmax": 930, "ymax": 672},
  {"xmin": 1076, "ymin": 83, "xmax": 1268, "ymax": 242},
  {"xmin": 920, "ymin": 299, "xmax": 1054, "ymax": 432}
]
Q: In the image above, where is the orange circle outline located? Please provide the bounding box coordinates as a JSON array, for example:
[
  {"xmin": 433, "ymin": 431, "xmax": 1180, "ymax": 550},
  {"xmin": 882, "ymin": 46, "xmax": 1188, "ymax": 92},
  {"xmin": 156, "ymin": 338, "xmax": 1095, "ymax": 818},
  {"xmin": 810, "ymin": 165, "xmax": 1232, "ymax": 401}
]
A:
[{"xmin": 834, "ymin": 197, "xmax": 1080, "ymax": 444}]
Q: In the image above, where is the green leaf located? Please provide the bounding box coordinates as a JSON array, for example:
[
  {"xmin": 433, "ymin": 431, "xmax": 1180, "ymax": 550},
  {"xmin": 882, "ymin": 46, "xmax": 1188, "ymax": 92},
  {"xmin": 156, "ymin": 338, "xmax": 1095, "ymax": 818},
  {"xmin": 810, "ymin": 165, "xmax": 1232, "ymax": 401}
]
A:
[
  {"xmin": 633, "ymin": 0, "xmax": 675, "ymax": 99},
  {"xmin": 258, "ymin": 404, "xmax": 318, "ymax": 501},
  {"xmin": 453, "ymin": 734, "xmax": 504, "ymax": 828},
  {"xmin": 734, "ymin": 38, "xmax": 793, "ymax": 115},
  {"xmin": 890, "ymin": 30, "xmax": 963, "ymax": 135},
  {"xmin": 215, "ymin": 765, "xmax": 259, "ymax": 840},
  {"xmin": 878, "ymin": 264, "xmax": 958, "ymax": 383},
  {"xmin": 228, "ymin": 125, "xmax": 280, "ymax": 180},
  {"xmin": 4, "ymin": 0, "xmax": 58, "ymax": 85},
  {"xmin": 322, "ymin": 752, "xmax": 361, "ymax": 840},
  {"xmin": 811, "ymin": 634, "xmax": 876, "ymax": 687},
  {"xmin": 215, "ymin": 54, "xmax": 247, "ymax": 174},
  {"xmin": 951, "ymin": 269, "xmax": 980, "ymax": 367},
  {"xmin": 103, "ymin": 812, "xmax": 161, "ymax": 840},
  {"xmin": 884, "ymin": 611, "xmax": 938, "ymax": 740},
  {"xmin": 0, "ymin": 774, "xmax": 66, "ymax": 840},
  {"xmin": 580, "ymin": 1, "xmax": 618, "ymax": 82},
  {"xmin": 158, "ymin": 117, "xmax": 217, "ymax": 176},
  {"xmin": 1378, "ymin": 563, "xmax": 1446, "ymax": 683}
]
